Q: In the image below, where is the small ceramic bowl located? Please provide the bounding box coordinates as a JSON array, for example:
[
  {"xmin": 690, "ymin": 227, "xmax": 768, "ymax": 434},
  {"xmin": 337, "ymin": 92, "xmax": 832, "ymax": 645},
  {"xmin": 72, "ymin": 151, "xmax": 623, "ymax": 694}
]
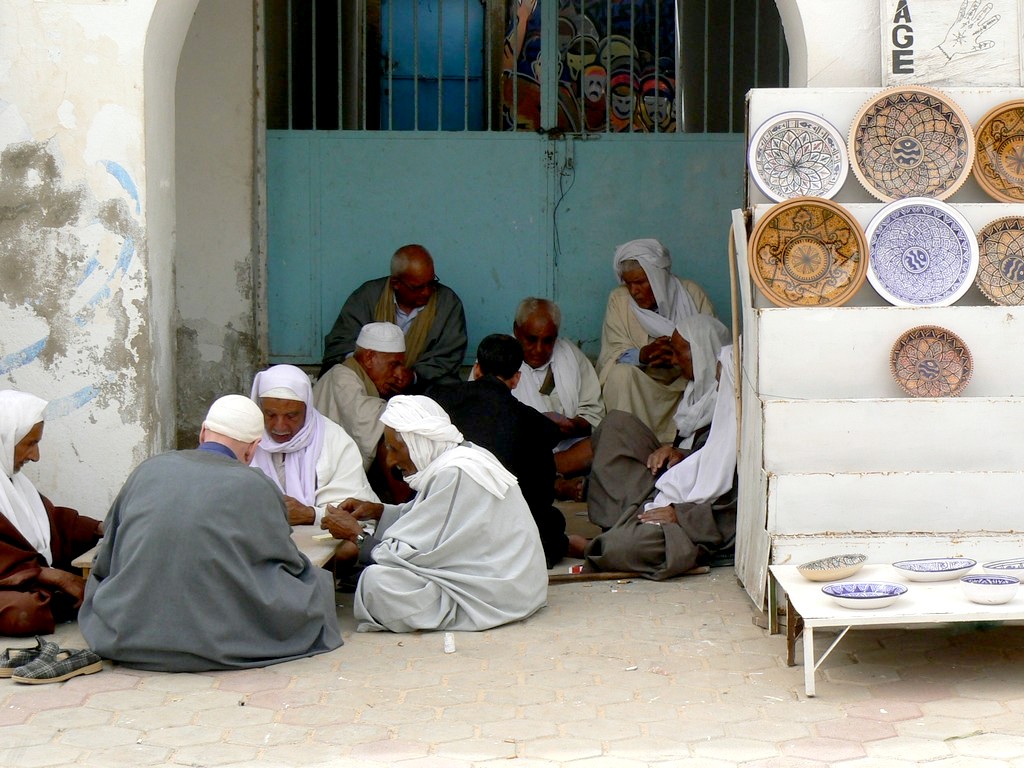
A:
[
  {"xmin": 982, "ymin": 558, "xmax": 1024, "ymax": 576},
  {"xmin": 961, "ymin": 574, "xmax": 1020, "ymax": 605},
  {"xmin": 797, "ymin": 553, "xmax": 867, "ymax": 582},
  {"xmin": 892, "ymin": 557, "xmax": 976, "ymax": 582},
  {"xmin": 822, "ymin": 581, "xmax": 907, "ymax": 609}
]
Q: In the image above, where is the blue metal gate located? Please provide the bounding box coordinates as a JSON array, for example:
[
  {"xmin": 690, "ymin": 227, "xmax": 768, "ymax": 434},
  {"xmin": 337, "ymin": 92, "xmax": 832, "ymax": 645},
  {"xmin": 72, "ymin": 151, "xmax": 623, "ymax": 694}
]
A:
[{"xmin": 264, "ymin": 0, "xmax": 787, "ymax": 363}]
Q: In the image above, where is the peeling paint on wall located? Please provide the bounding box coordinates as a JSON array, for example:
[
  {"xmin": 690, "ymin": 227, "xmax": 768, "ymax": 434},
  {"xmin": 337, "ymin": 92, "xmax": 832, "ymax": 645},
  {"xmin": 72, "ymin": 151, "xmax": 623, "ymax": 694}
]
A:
[{"xmin": 0, "ymin": 139, "xmax": 150, "ymax": 430}]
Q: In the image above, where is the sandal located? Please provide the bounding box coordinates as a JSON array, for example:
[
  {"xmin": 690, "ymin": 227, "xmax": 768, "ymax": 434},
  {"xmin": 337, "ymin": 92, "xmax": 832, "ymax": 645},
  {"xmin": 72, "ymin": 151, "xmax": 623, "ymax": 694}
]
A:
[
  {"xmin": 0, "ymin": 636, "xmax": 60, "ymax": 678},
  {"xmin": 12, "ymin": 647, "xmax": 104, "ymax": 685}
]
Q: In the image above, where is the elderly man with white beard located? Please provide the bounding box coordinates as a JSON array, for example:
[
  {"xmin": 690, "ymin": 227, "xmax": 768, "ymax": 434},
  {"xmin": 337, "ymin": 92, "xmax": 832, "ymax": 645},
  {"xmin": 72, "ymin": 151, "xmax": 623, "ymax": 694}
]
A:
[{"xmin": 320, "ymin": 395, "xmax": 548, "ymax": 633}]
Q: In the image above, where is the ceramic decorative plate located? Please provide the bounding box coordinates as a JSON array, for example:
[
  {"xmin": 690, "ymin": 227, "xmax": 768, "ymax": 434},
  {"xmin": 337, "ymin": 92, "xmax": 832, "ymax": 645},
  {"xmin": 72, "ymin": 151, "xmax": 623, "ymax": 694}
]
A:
[
  {"xmin": 797, "ymin": 553, "xmax": 867, "ymax": 582},
  {"xmin": 748, "ymin": 111, "xmax": 849, "ymax": 201},
  {"xmin": 821, "ymin": 582, "xmax": 907, "ymax": 610},
  {"xmin": 748, "ymin": 197, "xmax": 868, "ymax": 307},
  {"xmin": 976, "ymin": 216, "xmax": 1024, "ymax": 306},
  {"xmin": 866, "ymin": 198, "xmax": 979, "ymax": 307},
  {"xmin": 983, "ymin": 558, "xmax": 1024, "ymax": 574},
  {"xmin": 892, "ymin": 557, "xmax": 976, "ymax": 582},
  {"xmin": 849, "ymin": 86, "xmax": 974, "ymax": 201},
  {"xmin": 890, "ymin": 325, "xmax": 973, "ymax": 398},
  {"xmin": 974, "ymin": 100, "xmax": 1024, "ymax": 203}
]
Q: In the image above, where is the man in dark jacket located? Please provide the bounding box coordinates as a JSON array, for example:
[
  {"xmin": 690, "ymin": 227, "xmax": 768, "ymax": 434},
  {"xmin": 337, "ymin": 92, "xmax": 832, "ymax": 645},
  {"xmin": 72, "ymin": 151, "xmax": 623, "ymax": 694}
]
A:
[{"xmin": 429, "ymin": 334, "xmax": 585, "ymax": 567}]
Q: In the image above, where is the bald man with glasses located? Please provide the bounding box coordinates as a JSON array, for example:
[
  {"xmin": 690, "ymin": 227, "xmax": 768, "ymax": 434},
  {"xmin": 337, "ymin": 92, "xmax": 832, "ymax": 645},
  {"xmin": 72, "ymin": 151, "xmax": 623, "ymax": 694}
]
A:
[{"xmin": 320, "ymin": 244, "xmax": 468, "ymax": 394}]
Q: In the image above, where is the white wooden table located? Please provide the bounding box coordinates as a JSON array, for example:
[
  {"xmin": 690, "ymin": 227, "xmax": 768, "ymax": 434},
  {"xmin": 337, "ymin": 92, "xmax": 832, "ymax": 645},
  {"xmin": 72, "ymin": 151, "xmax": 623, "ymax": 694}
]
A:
[
  {"xmin": 770, "ymin": 563, "xmax": 1024, "ymax": 697},
  {"xmin": 72, "ymin": 525, "xmax": 343, "ymax": 578}
]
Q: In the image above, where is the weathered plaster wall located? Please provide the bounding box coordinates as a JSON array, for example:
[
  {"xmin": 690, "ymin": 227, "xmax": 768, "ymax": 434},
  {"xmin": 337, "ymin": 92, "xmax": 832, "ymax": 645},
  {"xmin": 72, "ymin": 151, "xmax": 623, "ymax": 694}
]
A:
[
  {"xmin": 0, "ymin": 0, "xmax": 196, "ymax": 515},
  {"xmin": 174, "ymin": 0, "xmax": 258, "ymax": 448},
  {"xmin": 777, "ymin": 0, "xmax": 881, "ymax": 87}
]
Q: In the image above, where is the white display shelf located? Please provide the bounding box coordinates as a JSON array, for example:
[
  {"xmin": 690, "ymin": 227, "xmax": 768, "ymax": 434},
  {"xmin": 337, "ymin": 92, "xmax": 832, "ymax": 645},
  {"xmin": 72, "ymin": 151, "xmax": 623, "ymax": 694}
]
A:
[{"xmin": 734, "ymin": 89, "xmax": 1024, "ymax": 610}]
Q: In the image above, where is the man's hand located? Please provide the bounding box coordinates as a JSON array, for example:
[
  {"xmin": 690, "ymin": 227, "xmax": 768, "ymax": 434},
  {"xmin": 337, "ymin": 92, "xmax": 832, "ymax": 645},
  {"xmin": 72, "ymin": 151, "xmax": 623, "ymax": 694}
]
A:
[
  {"xmin": 337, "ymin": 498, "xmax": 385, "ymax": 521},
  {"xmin": 646, "ymin": 445, "xmax": 686, "ymax": 475},
  {"xmin": 637, "ymin": 506, "xmax": 677, "ymax": 526},
  {"xmin": 37, "ymin": 567, "xmax": 86, "ymax": 608},
  {"xmin": 284, "ymin": 495, "xmax": 316, "ymax": 526},
  {"xmin": 543, "ymin": 412, "xmax": 590, "ymax": 437},
  {"xmin": 321, "ymin": 505, "xmax": 366, "ymax": 543},
  {"xmin": 639, "ymin": 337, "xmax": 676, "ymax": 367}
]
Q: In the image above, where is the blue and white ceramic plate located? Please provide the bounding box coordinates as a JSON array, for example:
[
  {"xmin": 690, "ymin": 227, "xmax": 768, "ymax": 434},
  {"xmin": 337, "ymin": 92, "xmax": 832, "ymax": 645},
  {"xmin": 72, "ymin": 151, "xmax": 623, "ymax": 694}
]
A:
[
  {"xmin": 822, "ymin": 582, "xmax": 907, "ymax": 610},
  {"xmin": 748, "ymin": 111, "xmax": 849, "ymax": 202},
  {"xmin": 866, "ymin": 198, "xmax": 979, "ymax": 307},
  {"xmin": 892, "ymin": 557, "xmax": 976, "ymax": 582},
  {"xmin": 983, "ymin": 558, "xmax": 1024, "ymax": 574},
  {"xmin": 961, "ymin": 574, "xmax": 1020, "ymax": 604},
  {"xmin": 797, "ymin": 553, "xmax": 867, "ymax": 582}
]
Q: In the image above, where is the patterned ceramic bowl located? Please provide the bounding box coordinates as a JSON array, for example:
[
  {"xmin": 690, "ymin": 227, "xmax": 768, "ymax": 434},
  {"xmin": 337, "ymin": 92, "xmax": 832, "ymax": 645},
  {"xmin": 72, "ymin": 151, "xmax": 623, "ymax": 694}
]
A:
[
  {"xmin": 961, "ymin": 574, "xmax": 1020, "ymax": 605},
  {"xmin": 892, "ymin": 558, "xmax": 976, "ymax": 582},
  {"xmin": 797, "ymin": 554, "xmax": 867, "ymax": 582},
  {"xmin": 822, "ymin": 582, "xmax": 907, "ymax": 610},
  {"xmin": 982, "ymin": 558, "xmax": 1024, "ymax": 576}
]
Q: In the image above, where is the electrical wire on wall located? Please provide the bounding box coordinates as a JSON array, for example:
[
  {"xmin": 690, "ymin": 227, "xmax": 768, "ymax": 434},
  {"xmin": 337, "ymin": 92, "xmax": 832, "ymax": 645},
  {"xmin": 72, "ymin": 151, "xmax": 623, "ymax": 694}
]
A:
[{"xmin": 551, "ymin": 135, "xmax": 576, "ymax": 286}]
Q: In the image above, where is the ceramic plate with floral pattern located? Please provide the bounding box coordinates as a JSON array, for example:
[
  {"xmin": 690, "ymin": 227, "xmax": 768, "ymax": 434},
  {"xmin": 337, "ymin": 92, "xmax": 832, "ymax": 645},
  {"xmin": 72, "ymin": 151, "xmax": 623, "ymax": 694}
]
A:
[
  {"xmin": 974, "ymin": 99, "xmax": 1024, "ymax": 203},
  {"xmin": 850, "ymin": 86, "xmax": 974, "ymax": 201},
  {"xmin": 748, "ymin": 111, "xmax": 849, "ymax": 201},
  {"xmin": 890, "ymin": 325, "xmax": 972, "ymax": 397}
]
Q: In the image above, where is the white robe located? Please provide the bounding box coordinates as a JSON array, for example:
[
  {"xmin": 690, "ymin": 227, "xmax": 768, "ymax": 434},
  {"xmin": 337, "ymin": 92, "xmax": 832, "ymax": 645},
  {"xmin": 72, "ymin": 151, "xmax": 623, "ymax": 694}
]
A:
[
  {"xmin": 353, "ymin": 465, "xmax": 548, "ymax": 633},
  {"xmin": 512, "ymin": 339, "xmax": 604, "ymax": 452}
]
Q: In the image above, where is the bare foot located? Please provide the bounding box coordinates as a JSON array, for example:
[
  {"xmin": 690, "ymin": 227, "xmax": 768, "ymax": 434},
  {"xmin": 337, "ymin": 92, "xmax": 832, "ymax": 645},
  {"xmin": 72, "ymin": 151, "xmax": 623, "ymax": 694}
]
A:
[{"xmin": 567, "ymin": 534, "xmax": 588, "ymax": 559}]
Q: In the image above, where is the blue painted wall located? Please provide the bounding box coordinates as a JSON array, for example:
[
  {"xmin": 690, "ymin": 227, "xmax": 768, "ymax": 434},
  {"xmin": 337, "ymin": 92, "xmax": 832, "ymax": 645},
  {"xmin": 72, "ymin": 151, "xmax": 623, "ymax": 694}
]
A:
[{"xmin": 266, "ymin": 131, "xmax": 744, "ymax": 363}]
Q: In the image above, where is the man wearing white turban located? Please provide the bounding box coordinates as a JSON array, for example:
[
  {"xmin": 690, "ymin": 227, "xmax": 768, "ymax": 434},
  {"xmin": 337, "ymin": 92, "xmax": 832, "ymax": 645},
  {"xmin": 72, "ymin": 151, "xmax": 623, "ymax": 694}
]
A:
[
  {"xmin": 250, "ymin": 364, "xmax": 378, "ymax": 526},
  {"xmin": 80, "ymin": 395, "xmax": 342, "ymax": 671},
  {"xmin": 583, "ymin": 346, "xmax": 738, "ymax": 580},
  {"xmin": 320, "ymin": 395, "xmax": 548, "ymax": 633},
  {"xmin": 0, "ymin": 390, "xmax": 103, "ymax": 636},
  {"xmin": 598, "ymin": 238, "xmax": 717, "ymax": 442}
]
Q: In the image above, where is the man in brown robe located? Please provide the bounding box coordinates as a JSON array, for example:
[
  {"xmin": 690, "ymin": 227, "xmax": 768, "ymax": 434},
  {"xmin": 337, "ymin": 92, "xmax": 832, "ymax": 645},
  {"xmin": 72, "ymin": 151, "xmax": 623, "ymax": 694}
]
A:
[{"xmin": 0, "ymin": 390, "xmax": 102, "ymax": 635}]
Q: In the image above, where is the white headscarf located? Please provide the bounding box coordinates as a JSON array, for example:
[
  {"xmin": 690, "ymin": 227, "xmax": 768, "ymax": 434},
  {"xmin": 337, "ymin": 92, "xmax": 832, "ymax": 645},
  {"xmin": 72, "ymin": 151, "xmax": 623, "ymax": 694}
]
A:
[
  {"xmin": 249, "ymin": 365, "xmax": 325, "ymax": 506},
  {"xmin": 380, "ymin": 395, "xmax": 517, "ymax": 499},
  {"xmin": 672, "ymin": 314, "xmax": 731, "ymax": 446},
  {"xmin": 614, "ymin": 238, "xmax": 699, "ymax": 338},
  {"xmin": 648, "ymin": 345, "xmax": 737, "ymax": 509},
  {"xmin": 0, "ymin": 390, "xmax": 53, "ymax": 564},
  {"xmin": 513, "ymin": 337, "xmax": 582, "ymax": 418}
]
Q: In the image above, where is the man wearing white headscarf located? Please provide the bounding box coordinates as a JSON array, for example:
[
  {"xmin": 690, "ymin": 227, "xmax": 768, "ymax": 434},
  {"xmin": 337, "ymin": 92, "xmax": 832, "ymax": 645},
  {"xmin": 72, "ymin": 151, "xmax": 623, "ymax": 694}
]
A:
[
  {"xmin": 0, "ymin": 390, "xmax": 103, "ymax": 636},
  {"xmin": 583, "ymin": 346, "xmax": 738, "ymax": 580},
  {"xmin": 598, "ymin": 238, "xmax": 716, "ymax": 442},
  {"xmin": 320, "ymin": 395, "xmax": 548, "ymax": 633},
  {"xmin": 250, "ymin": 364, "xmax": 378, "ymax": 526},
  {"xmin": 80, "ymin": 395, "xmax": 342, "ymax": 671}
]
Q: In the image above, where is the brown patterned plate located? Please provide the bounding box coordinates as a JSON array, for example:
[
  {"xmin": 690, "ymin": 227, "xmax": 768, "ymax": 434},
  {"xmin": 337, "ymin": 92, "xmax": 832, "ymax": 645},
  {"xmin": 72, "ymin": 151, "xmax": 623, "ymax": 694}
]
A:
[
  {"xmin": 974, "ymin": 100, "xmax": 1024, "ymax": 203},
  {"xmin": 976, "ymin": 216, "xmax": 1024, "ymax": 305},
  {"xmin": 748, "ymin": 197, "xmax": 868, "ymax": 308},
  {"xmin": 849, "ymin": 87, "xmax": 974, "ymax": 202},
  {"xmin": 890, "ymin": 325, "xmax": 972, "ymax": 397}
]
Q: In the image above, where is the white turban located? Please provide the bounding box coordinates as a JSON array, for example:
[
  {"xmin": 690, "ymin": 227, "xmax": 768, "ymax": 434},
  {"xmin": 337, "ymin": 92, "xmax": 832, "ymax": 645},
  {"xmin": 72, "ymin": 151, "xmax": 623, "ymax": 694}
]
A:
[
  {"xmin": 613, "ymin": 238, "xmax": 698, "ymax": 338},
  {"xmin": 671, "ymin": 315, "xmax": 731, "ymax": 445},
  {"xmin": 357, "ymin": 322, "xmax": 406, "ymax": 353},
  {"xmin": 381, "ymin": 395, "xmax": 516, "ymax": 498},
  {"xmin": 0, "ymin": 389, "xmax": 52, "ymax": 564},
  {"xmin": 203, "ymin": 395, "xmax": 265, "ymax": 443},
  {"xmin": 249, "ymin": 365, "xmax": 325, "ymax": 506}
]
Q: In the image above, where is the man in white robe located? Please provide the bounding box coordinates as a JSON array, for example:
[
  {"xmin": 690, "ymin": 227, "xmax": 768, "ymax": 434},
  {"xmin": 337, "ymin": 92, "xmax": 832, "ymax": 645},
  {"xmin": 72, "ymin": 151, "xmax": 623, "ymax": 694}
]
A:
[
  {"xmin": 320, "ymin": 395, "xmax": 548, "ymax": 633},
  {"xmin": 598, "ymin": 238, "xmax": 717, "ymax": 442},
  {"xmin": 584, "ymin": 346, "xmax": 738, "ymax": 579},
  {"xmin": 511, "ymin": 297, "xmax": 604, "ymax": 500},
  {"xmin": 313, "ymin": 322, "xmax": 408, "ymax": 471},
  {"xmin": 250, "ymin": 364, "xmax": 378, "ymax": 526}
]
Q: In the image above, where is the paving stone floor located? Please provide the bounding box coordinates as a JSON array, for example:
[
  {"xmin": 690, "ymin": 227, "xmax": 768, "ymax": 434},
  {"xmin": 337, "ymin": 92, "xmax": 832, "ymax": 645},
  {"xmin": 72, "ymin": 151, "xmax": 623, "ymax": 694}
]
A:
[{"xmin": 3, "ymin": 566, "xmax": 1024, "ymax": 767}]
